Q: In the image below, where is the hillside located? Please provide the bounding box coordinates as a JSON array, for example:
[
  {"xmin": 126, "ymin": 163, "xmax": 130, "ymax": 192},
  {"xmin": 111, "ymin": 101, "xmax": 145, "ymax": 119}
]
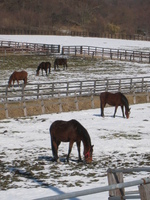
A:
[{"xmin": 0, "ymin": 0, "xmax": 150, "ymax": 36}]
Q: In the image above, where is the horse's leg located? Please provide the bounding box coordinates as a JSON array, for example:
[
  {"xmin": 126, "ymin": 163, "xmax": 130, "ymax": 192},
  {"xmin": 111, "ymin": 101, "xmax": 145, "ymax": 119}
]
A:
[
  {"xmin": 51, "ymin": 139, "xmax": 59, "ymax": 161},
  {"xmin": 114, "ymin": 106, "xmax": 118, "ymax": 117},
  {"xmin": 100, "ymin": 102, "xmax": 104, "ymax": 117},
  {"xmin": 17, "ymin": 80, "xmax": 20, "ymax": 87},
  {"xmin": 121, "ymin": 106, "xmax": 125, "ymax": 118},
  {"xmin": 12, "ymin": 80, "xmax": 15, "ymax": 89},
  {"xmin": 67, "ymin": 141, "xmax": 74, "ymax": 162},
  {"xmin": 76, "ymin": 141, "xmax": 82, "ymax": 162},
  {"xmin": 45, "ymin": 69, "xmax": 47, "ymax": 76}
]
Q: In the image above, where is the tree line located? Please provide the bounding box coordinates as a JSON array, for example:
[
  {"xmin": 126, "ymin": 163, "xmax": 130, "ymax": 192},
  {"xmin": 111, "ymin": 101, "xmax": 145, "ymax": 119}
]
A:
[{"xmin": 0, "ymin": 0, "xmax": 149, "ymax": 36}]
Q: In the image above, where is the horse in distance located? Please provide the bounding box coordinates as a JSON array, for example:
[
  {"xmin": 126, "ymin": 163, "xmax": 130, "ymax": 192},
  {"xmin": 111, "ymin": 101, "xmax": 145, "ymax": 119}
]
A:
[
  {"xmin": 36, "ymin": 61, "xmax": 51, "ymax": 76},
  {"xmin": 100, "ymin": 92, "xmax": 131, "ymax": 118},
  {"xmin": 49, "ymin": 119, "xmax": 94, "ymax": 163},
  {"xmin": 54, "ymin": 58, "xmax": 68, "ymax": 70},
  {"xmin": 8, "ymin": 70, "xmax": 28, "ymax": 88}
]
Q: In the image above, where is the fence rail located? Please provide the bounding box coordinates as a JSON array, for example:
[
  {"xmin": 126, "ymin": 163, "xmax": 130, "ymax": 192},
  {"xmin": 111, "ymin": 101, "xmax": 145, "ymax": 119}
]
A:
[
  {"xmin": 1, "ymin": 76, "xmax": 150, "ymax": 102},
  {"xmin": 0, "ymin": 40, "xmax": 60, "ymax": 55},
  {"xmin": 0, "ymin": 76, "xmax": 150, "ymax": 119},
  {"xmin": 34, "ymin": 167, "xmax": 150, "ymax": 200},
  {"xmin": 1, "ymin": 40, "xmax": 150, "ymax": 64},
  {"xmin": 62, "ymin": 45, "xmax": 150, "ymax": 63}
]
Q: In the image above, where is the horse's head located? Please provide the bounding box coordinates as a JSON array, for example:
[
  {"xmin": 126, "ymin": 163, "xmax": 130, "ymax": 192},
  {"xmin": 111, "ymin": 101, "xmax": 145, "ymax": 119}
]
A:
[
  {"xmin": 8, "ymin": 74, "xmax": 13, "ymax": 87},
  {"xmin": 125, "ymin": 108, "xmax": 131, "ymax": 119},
  {"xmin": 36, "ymin": 70, "xmax": 39, "ymax": 76},
  {"xmin": 84, "ymin": 145, "xmax": 94, "ymax": 163}
]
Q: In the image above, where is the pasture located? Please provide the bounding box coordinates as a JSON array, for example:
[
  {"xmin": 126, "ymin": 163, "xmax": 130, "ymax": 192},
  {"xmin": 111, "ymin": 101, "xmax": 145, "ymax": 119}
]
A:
[
  {"xmin": 0, "ymin": 35, "xmax": 150, "ymax": 199},
  {"xmin": 1, "ymin": 104, "xmax": 150, "ymax": 200},
  {"xmin": 0, "ymin": 54, "xmax": 150, "ymax": 87}
]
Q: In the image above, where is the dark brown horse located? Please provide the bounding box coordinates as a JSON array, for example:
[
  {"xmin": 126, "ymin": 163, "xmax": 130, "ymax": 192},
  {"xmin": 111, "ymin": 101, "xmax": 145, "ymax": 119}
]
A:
[
  {"xmin": 36, "ymin": 62, "xmax": 51, "ymax": 76},
  {"xmin": 100, "ymin": 92, "xmax": 131, "ymax": 118},
  {"xmin": 8, "ymin": 70, "xmax": 28, "ymax": 88},
  {"xmin": 54, "ymin": 58, "xmax": 68, "ymax": 70},
  {"xmin": 49, "ymin": 119, "xmax": 93, "ymax": 163}
]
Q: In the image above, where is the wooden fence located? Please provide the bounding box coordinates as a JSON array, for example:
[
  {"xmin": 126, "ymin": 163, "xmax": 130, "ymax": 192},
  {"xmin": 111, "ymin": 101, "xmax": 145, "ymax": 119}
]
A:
[
  {"xmin": 62, "ymin": 45, "xmax": 150, "ymax": 63},
  {"xmin": 1, "ymin": 40, "xmax": 150, "ymax": 64},
  {"xmin": 35, "ymin": 167, "xmax": 150, "ymax": 200},
  {"xmin": 107, "ymin": 167, "xmax": 150, "ymax": 200},
  {"xmin": 0, "ymin": 76, "xmax": 150, "ymax": 118},
  {"xmin": 0, "ymin": 40, "xmax": 60, "ymax": 55}
]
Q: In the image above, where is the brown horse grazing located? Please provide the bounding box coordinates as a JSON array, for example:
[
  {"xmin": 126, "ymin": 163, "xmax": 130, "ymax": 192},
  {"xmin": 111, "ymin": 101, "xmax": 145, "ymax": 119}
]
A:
[
  {"xmin": 49, "ymin": 119, "xmax": 94, "ymax": 163},
  {"xmin": 100, "ymin": 92, "xmax": 131, "ymax": 118},
  {"xmin": 8, "ymin": 70, "xmax": 28, "ymax": 88},
  {"xmin": 36, "ymin": 62, "xmax": 51, "ymax": 76},
  {"xmin": 54, "ymin": 58, "xmax": 68, "ymax": 70}
]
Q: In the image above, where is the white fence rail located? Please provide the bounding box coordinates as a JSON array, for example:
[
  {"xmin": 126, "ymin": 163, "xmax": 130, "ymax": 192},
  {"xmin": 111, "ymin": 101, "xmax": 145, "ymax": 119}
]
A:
[
  {"xmin": 0, "ymin": 76, "xmax": 150, "ymax": 119},
  {"xmin": 34, "ymin": 167, "xmax": 150, "ymax": 200},
  {"xmin": 0, "ymin": 76, "xmax": 150, "ymax": 102}
]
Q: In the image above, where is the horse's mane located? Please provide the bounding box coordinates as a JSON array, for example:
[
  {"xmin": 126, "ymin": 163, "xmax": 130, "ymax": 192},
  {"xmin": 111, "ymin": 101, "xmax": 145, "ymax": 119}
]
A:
[
  {"xmin": 8, "ymin": 73, "xmax": 14, "ymax": 84},
  {"xmin": 72, "ymin": 119, "xmax": 91, "ymax": 145},
  {"xmin": 37, "ymin": 64, "xmax": 42, "ymax": 71},
  {"xmin": 121, "ymin": 93, "xmax": 130, "ymax": 110}
]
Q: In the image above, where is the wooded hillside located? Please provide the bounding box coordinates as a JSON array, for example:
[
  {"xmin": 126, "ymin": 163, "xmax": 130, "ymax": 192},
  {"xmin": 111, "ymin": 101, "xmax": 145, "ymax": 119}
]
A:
[{"xmin": 0, "ymin": 0, "xmax": 149, "ymax": 36}]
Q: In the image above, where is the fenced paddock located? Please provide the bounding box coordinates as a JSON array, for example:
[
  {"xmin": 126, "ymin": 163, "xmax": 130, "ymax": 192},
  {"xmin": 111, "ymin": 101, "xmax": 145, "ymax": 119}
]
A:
[
  {"xmin": 1, "ymin": 40, "xmax": 150, "ymax": 64},
  {"xmin": 0, "ymin": 76, "xmax": 150, "ymax": 119},
  {"xmin": 62, "ymin": 46, "xmax": 150, "ymax": 63}
]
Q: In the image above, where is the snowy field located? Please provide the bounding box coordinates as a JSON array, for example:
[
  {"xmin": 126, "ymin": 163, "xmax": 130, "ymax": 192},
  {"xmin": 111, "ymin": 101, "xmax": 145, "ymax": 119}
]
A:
[
  {"xmin": 0, "ymin": 35, "xmax": 150, "ymax": 86},
  {"xmin": 1, "ymin": 103, "xmax": 150, "ymax": 200},
  {"xmin": 0, "ymin": 35, "xmax": 150, "ymax": 199}
]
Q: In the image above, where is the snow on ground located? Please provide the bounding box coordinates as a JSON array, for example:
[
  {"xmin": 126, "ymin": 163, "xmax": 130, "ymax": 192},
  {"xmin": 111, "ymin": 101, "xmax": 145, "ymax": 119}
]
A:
[
  {"xmin": 0, "ymin": 35, "xmax": 150, "ymax": 199},
  {"xmin": 0, "ymin": 35, "xmax": 150, "ymax": 52},
  {"xmin": 0, "ymin": 103, "xmax": 150, "ymax": 200}
]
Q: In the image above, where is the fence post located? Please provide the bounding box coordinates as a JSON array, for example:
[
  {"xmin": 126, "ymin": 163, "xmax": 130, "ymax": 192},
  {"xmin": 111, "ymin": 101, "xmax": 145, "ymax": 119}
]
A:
[
  {"xmin": 37, "ymin": 84, "xmax": 40, "ymax": 99},
  {"xmin": 132, "ymin": 85, "xmax": 136, "ymax": 104},
  {"xmin": 41, "ymin": 95, "xmax": 45, "ymax": 114},
  {"xmin": 90, "ymin": 90, "xmax": 94, "ymax": 109},
  {"xmin": 146, "ymin": 85, "xmax": 149, "ymax": 102},
  {"xmin": 58, "ymin": 93, "xmax": 62, "ymax": 112},
  {"xmin": 80, "ymin": 81, "xmax": 82, "ymax": 95},
  {"xmin": 4, "ymin": 98, "xmax": 8, "ymax": 118},
  {"xmin": 106, "ymin": 79, "xmax": 109, "ymax": 92},
  {"xmin": 22, "ymin": 97, "xmax": 27, "ymax": 117},
  {"xmin": 139, "ymin": 183, "xmax": 150, "ymax": 200},
  {"xmin": 107, "ymin": 168, "xmax": 125, "ymax": 199},
  {"xmin": 22, "ymin": 84, "xmax": 25, "ymax": 101},
  {"xmin": 5, "ymin": 85, "xmax": 8, "ymax": 101},
  {"xmin": 74, "ymin": 91, "xmax": 79, "ymax": 110},
  {"xmin": 118, "ymin": 79, "xmax": 121, "ymax": 92}
]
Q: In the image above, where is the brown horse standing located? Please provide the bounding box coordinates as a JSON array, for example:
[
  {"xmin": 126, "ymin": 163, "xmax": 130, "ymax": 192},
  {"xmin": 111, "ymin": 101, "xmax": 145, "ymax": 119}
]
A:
[
  {"xmin": 8, "ymin": 70, "xmax": 28, "ymax": 88},
  {"xmin": 100, "ymin": 92, "xmax": 131, "ymax": 118},
  {"xmin": 49, "ymin": 119, "xmax": 93, "ymax": 163},
  {"xmin": 54, "ymin": 58, "xmax": 68, "ymax": 70},
  {"xmin": 36, "ymin": 62, "xmax": 51, "ymax": 76}
]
